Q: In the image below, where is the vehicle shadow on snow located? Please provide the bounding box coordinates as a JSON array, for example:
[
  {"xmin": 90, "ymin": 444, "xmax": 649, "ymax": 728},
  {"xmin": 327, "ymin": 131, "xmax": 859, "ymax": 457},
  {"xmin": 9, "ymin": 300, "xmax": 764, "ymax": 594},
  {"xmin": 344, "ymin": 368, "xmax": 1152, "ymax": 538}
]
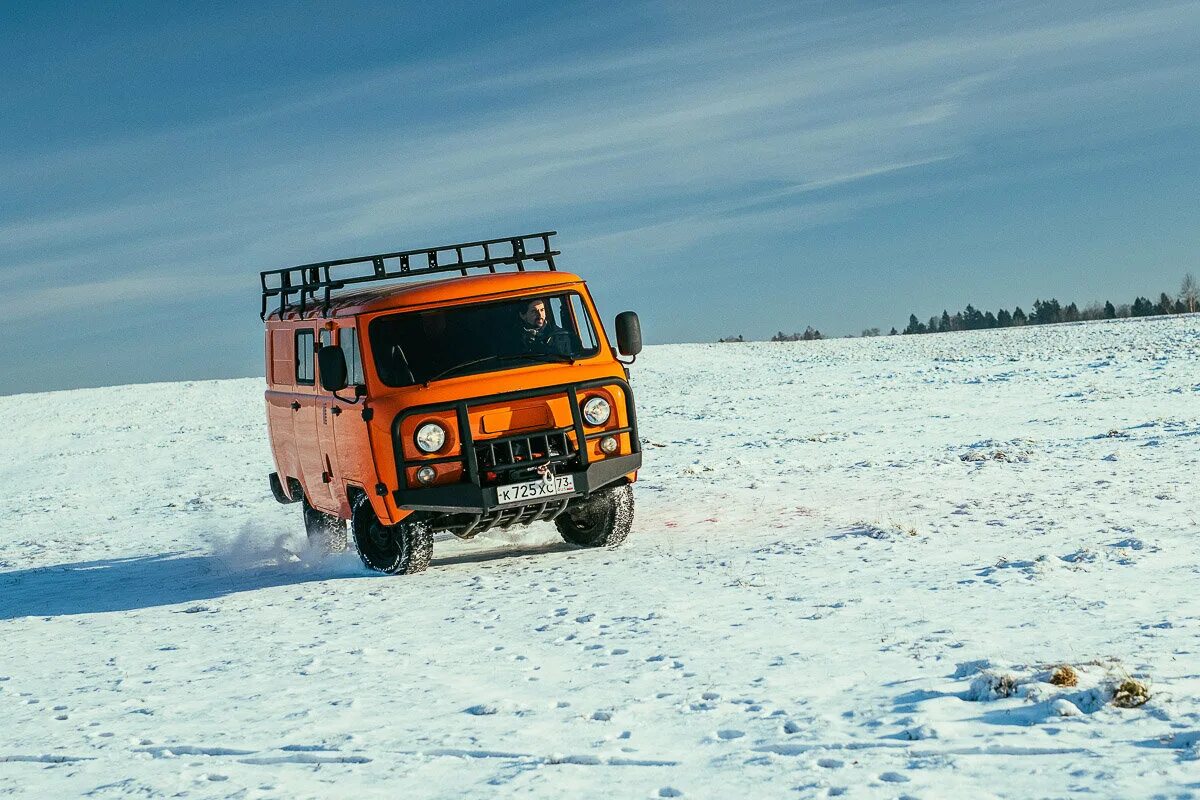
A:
[
  {"xmin": 1, "ymin": 539, "xmax": 587, "ymax": 618},
  {"xmin": 0, "ymin": 551, "xmax": 365, "ymax": 620}
]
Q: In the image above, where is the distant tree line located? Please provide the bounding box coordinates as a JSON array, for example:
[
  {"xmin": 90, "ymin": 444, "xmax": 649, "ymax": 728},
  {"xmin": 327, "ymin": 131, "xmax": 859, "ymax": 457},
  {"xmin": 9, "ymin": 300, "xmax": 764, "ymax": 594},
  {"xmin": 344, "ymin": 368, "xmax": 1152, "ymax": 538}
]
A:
[
  {"xmin": 770, "ymin": 327, "xmax": 824, "ymax": 341},
  {"xmin": 719, "ymin": 273, "xmax": 1197, "ymax": 343},
  {"xmin": 902, "ymin": 273, "xmax": 1198, "ymax": 335}
]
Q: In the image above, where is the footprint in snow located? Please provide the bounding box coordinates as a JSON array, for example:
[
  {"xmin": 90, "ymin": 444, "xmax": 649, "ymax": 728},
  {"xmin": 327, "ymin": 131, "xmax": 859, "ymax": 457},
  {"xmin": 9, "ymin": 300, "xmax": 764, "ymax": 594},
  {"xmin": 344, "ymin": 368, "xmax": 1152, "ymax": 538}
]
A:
[
  {"xmin": 715, "ymin": 729, "xmax": 744, "ymax": 740},
  {"xmin": 464, "ymin": 704, "xmax": 498, "ymax": 716}
]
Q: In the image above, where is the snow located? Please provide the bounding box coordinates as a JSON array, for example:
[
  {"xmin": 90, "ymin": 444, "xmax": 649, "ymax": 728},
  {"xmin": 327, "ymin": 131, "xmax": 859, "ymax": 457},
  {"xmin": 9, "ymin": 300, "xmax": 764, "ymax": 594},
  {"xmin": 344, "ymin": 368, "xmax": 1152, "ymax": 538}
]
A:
[{"xmin": 2, "ymin": 315, "xmax": 1199, "ymax": 798}]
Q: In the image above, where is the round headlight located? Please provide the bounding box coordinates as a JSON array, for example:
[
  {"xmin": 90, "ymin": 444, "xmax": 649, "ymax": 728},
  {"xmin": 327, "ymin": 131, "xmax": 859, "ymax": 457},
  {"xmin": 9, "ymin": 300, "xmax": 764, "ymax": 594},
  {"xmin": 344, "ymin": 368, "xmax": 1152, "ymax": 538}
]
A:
[
  {"xmin": 599, "ymin": 436, "xmax": 619, "ymax": 454},
  {"xmin": 582, "ymin": 396, "xmax": 611, "ymax": 426},
  {"xmin": 415, "ymin": 465, "xmax": 437, "ymax": 485},
  {"xmin": 415, "ymin": 422, "xmax": 447, "ymax": 453}
]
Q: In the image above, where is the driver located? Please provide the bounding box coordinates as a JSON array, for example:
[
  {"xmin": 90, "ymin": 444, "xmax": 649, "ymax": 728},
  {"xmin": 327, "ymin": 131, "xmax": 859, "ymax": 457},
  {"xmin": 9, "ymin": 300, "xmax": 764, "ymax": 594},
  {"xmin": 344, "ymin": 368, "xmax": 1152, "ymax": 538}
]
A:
[{"xmin": 517, "ymin": 298, "xmax": 567, "ymax": 354}]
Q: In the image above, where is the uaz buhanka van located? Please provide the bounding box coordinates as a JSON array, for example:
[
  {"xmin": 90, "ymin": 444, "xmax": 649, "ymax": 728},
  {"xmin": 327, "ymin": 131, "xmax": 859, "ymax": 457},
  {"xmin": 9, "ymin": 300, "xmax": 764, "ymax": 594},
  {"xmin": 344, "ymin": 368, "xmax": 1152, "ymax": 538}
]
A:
[{"xmin": 259, "ymin": 231, "xmax": 643, "ymax": 574}]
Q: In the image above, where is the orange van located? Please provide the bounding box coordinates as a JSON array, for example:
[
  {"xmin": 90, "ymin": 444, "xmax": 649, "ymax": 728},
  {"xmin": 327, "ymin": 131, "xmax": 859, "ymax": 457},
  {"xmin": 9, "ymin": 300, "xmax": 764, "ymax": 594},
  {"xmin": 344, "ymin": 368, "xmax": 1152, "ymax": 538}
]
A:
[{"xmin": 260, "ymin": 232, "xmax": 643, "ymax": 574}]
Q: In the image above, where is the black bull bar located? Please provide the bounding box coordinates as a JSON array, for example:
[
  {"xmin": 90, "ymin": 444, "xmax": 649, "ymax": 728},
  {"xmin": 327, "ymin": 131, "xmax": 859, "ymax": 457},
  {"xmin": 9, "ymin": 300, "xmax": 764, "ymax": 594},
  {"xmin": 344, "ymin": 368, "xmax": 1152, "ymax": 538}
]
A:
[{"xmin": 391, "ymin": 377, "xmax": 641, "ymax": 515}]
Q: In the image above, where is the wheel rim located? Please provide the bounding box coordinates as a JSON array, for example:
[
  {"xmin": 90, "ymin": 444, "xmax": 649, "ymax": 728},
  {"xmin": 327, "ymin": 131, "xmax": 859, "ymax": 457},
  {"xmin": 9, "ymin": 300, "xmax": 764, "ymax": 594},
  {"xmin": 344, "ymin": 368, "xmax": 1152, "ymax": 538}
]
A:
[
  {"xmin": 561, "ymin": 508, "xmax": 593, "ymax": 532},
  {"xmin": 358, "ymin": 518, "xmax": 402, "ymax": 568},
  {"xmin": 561, "ymin": 493, "xmax": 611, "ymax": 534}
]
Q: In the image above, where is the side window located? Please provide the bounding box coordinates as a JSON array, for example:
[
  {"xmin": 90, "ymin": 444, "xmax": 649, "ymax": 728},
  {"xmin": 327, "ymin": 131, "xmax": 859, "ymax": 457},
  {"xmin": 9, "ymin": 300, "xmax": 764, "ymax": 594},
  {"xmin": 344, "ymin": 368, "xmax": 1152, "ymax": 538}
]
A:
[
  {"xmin": 342, "ymin": 327, "xmax": 365, "ymax": 385},
  {"xmin": 567, "ymin": 294, "xmax": 599, "ymax": 352},
  {"xmin": 296, "ymin": 329, "xmax": 314, "ymax": 385},
  {"xmin": 270, "ymin": 329, "xmax": 292, "ymax": 383}
]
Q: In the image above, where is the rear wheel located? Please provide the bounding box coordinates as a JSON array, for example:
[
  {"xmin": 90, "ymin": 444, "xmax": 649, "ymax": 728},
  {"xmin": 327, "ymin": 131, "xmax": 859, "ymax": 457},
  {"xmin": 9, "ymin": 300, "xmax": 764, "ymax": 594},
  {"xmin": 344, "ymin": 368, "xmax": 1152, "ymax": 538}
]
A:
[
  {"xmin": 303, "ymin": 497, "xmax": 348, "ymax": 555},
  {"xmin": 351, "ymin": 494, "xmax": 433, "ymax": 574},
  {"xmin": 555, "ymin": 483, "xmax": 634, "ymax": 548}
]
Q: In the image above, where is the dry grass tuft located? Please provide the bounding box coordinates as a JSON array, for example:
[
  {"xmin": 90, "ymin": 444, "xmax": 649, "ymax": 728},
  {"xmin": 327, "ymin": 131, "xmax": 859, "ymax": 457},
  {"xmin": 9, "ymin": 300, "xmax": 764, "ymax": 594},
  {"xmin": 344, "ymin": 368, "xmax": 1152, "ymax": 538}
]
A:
[
  {"xmin": 1111, "ymin": 678, "xmax": 1150, "ymax": 708},
  {"xmin": 1049, "ymin": 665, "xmax": 1079, "ymax": 687},
  {"xmin": 993, "ymin": 674, "xmax": 1018, "ymax": 698},
  {"xmin": 886, "ymin": 519, "xmax": 921, "ymax": 537},
  {"xmin": 966, "ymin": 670, "xmax": 1020, "ymax": 701}
]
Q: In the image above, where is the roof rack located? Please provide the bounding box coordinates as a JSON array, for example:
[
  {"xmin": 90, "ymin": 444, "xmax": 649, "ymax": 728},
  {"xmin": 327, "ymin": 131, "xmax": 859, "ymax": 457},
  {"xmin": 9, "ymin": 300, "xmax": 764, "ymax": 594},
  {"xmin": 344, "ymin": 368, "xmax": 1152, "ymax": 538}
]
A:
[{"xmin": 260, "ymin": 231, "xmax": 559, "ymax": 320}]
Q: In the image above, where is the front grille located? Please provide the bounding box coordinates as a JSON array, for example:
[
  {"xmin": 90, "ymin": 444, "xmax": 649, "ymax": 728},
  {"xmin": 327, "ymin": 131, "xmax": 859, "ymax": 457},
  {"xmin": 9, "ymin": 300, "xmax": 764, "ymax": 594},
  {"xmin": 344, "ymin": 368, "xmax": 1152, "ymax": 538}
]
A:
[{"xmin": 475, "ymin": 427, "xmax": 577, "ymax": 481}]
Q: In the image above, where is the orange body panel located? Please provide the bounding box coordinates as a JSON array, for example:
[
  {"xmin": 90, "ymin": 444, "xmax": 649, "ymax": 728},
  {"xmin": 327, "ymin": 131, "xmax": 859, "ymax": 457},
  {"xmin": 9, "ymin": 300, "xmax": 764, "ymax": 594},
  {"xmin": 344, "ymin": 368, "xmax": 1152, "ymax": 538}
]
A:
[{"xmin": 263, "ymin": 271, "xmax": 638, "ymax": 526}]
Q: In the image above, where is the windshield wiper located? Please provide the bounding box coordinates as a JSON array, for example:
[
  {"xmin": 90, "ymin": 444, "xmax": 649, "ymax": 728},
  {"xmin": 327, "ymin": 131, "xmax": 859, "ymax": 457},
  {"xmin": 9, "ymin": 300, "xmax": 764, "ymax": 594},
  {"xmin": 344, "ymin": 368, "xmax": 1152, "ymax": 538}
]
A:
[
  {"xmin": 422, "ymin": 352, "xmax": 575, "ymax": 386},
  {"xmin": 513, "ymin": 352, "xmax": 575, "ymax": 365},
  {"xmin": 391, "ymin": 344, "xmax": 417, "ymax": 385}
]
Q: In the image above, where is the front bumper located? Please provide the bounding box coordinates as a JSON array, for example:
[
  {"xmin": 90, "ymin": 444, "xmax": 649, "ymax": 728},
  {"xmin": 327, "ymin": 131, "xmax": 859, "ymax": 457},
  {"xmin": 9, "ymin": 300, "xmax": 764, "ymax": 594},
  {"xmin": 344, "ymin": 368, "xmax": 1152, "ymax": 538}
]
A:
[{"xmin": 394, "ymin": 452, "xmax": 641, "ymax": 513}]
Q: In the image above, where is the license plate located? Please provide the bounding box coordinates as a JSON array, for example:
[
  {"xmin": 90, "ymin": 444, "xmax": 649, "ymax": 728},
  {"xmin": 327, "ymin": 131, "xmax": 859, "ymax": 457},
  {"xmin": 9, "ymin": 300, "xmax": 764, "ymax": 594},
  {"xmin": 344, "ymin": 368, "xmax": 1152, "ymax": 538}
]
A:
[{"xmin": 496, "ymin": 475, "xmax": 575, "ymax": 505}]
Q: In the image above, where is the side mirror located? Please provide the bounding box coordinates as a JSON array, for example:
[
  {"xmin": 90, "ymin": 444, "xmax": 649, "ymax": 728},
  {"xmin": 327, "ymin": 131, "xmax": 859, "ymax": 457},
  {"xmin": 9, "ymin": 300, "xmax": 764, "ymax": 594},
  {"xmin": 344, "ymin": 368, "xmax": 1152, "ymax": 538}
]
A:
[
  {"xmin": 317, "ymin": 344, "xmax": 348, "ymax": 392},
  {"xmin": 615, "ymin": 311, "xmax": 642, "ymax": 357}
]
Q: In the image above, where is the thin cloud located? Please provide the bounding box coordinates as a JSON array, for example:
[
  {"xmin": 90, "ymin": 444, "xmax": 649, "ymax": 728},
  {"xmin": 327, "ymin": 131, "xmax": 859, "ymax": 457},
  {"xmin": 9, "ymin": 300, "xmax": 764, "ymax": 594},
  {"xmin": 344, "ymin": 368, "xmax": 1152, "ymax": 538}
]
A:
[
  {"xmin": 3, "ymin": 0, "xmax": 1196, "ymax": 320},
  {"xmin": 11, "ymin": 273, "xmax": 230, "ymax": 322}
]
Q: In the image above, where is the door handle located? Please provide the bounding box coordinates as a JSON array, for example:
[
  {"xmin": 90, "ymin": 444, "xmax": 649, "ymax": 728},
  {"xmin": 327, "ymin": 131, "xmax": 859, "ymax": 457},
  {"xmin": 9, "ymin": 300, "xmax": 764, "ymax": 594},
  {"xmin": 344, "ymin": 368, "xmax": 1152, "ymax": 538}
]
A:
[{"xmin": 291, "ymin": 401, "xmax": 301, "ymax": 410}]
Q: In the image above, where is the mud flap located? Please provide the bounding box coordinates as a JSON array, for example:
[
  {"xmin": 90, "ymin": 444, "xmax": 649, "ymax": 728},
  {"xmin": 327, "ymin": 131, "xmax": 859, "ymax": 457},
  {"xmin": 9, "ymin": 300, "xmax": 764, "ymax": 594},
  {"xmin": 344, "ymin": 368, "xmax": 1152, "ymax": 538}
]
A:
[{"xmin": 269, "ymin": 472, "xmax": 301, "ymax": 504}]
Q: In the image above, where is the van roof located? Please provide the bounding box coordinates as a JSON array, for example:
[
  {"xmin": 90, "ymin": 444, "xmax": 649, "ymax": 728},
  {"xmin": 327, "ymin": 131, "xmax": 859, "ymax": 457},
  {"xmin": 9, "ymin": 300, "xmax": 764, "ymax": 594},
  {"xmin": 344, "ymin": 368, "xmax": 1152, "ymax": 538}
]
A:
[{"xmin": 269, "ymin": 270, "xmax": 584, "ymax": 321}]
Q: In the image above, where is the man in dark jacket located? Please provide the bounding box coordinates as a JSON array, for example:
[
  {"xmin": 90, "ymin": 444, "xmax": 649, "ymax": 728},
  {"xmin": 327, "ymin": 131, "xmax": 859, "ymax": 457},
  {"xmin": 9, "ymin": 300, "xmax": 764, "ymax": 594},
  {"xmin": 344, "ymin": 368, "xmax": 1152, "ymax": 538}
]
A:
[{"xmin": 516, "ymin": 298, "xmax": 569, "ymax": 355}]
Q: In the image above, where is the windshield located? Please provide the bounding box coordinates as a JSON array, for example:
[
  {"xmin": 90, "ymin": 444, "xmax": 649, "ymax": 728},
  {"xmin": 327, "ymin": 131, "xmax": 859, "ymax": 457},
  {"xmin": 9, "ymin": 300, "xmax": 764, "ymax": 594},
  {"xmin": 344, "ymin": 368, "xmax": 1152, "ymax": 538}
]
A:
[{"xmin": 368, "ymin": 291, "xmax": 601, "ymax": 386}]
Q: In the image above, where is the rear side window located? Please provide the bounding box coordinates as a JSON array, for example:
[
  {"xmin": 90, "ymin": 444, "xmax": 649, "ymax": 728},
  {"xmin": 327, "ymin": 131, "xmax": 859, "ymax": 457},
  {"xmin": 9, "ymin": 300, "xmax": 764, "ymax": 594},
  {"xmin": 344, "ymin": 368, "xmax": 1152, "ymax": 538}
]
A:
[
  {"xmin": 296, "ymin": 329, "xmax": 314, "ymax": 385},
  {"xmin": 342, "ymin": 327, "xmax": 365, "ymax": 385},
  {"xmin": 270, "ymin": 329, "xmax": 293, "ymax": 383}
]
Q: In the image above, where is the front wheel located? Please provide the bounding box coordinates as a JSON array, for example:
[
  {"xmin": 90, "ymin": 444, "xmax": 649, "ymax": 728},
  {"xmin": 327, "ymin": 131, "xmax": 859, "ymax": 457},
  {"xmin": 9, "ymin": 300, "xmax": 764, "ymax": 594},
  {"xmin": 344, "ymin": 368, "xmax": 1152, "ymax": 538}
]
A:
[
  {"xmin": 555, "ymin": 483, "xmax": 634, "ymax": 548},
  {"xmin": 303, "ymin": 497, "xmax": 348, "ymax": 555},
  {"xmin": 351, "ymin": 494, "xmax": 433, "ymax": 574}
]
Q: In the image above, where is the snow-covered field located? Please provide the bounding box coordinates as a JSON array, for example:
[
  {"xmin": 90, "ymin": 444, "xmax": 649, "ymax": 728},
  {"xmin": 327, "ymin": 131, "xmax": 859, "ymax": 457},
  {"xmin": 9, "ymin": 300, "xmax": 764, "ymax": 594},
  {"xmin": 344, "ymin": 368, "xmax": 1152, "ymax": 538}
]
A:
[{"xmin": 2, "ymin": 315, "xmax": 1199, "ymax": 799}]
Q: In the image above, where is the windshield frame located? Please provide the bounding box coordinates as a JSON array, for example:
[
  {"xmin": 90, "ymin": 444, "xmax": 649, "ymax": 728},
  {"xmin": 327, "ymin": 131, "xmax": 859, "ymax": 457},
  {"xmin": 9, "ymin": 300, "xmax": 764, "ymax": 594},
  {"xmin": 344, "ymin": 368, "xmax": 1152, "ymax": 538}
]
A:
[{"xmin": 365, "ymin": 289, "xmax": 605, "ymax": 388}]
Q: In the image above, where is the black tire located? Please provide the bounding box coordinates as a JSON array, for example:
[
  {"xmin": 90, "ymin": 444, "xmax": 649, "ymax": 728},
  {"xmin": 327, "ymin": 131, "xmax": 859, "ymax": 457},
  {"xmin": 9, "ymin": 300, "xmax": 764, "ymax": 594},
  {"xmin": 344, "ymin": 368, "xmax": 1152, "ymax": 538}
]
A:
[
  {"xmin": 555, "ymin": 483, "xmax": 634, "ymax": 548},
  {"xmin": 303, "ymin": 497, "xmax": 348, "ymax": 555},
  {"xmin": 350, "ymin": 494, "xmax": 433, "ymax": 575}
]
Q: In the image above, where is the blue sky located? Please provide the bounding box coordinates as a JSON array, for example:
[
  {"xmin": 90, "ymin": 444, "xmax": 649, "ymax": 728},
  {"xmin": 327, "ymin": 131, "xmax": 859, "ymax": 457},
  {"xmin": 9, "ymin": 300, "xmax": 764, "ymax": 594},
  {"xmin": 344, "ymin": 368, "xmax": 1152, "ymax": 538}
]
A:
[{"xmin": 2, "ymin": 1, "xmax": 1198, "ymax": 393}]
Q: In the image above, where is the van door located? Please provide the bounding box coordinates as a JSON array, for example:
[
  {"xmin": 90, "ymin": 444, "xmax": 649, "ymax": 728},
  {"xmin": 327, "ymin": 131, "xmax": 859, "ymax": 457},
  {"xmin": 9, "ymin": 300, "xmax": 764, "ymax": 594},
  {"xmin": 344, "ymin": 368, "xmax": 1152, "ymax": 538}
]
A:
[
  {"xmin": 315, "ymin": 328, "xmax": 345, "ymax": 515},
  {"xmin": 293, "ymin": 327, "xmax": 336, "ymax": 510},
  {"xmin": 331, "ymin": 325, "xmax": 368, "ymax": 516},
  {"xmin": 266, "ymin": 327, "xmax": 302, "ymax": 495}
]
